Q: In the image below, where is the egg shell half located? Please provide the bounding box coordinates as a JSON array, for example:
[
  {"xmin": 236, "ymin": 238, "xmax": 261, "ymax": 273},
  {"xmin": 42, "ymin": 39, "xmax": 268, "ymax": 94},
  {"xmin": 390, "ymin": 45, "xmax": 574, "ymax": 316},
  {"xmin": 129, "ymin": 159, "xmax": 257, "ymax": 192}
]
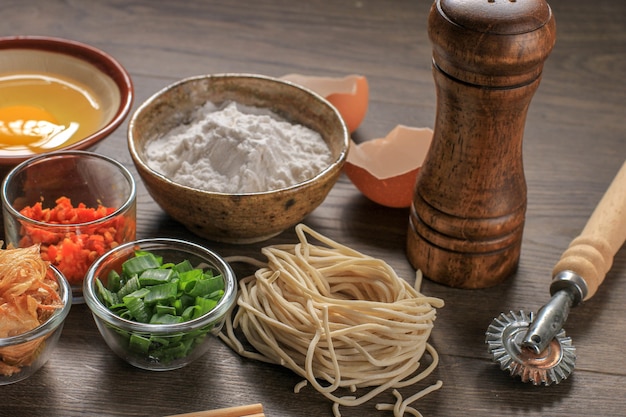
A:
[
  {"xmin": 280, "ymin": 74, "xmax": 368, "ymax": 134},
  {"xmin": 344, "ymin": 125, "xmax": 433, "ymax": 208}
]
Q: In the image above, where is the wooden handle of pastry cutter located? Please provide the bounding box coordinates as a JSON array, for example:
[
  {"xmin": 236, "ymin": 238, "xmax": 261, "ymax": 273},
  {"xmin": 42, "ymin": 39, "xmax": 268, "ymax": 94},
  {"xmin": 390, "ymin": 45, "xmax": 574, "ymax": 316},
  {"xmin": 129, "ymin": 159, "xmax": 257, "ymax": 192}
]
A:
[{"xmin": 552, "ymin": 160, "xmax": 626, "ymax": 300}]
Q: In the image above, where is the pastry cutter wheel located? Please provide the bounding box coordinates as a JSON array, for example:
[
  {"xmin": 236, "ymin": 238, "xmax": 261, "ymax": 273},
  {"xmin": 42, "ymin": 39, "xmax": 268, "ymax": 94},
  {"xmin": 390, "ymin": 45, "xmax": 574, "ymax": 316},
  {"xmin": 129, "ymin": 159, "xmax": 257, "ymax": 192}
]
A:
[{"xmin": 485, "ymin": 160, "xmax": 626, "ymax": 386}]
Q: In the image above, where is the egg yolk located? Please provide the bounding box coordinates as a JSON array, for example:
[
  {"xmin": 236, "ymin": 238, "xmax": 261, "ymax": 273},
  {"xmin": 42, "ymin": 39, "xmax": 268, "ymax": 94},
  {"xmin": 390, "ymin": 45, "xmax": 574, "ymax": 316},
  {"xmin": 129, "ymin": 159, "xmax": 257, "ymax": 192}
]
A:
[
  {"xmin": 0, "ymin": 72, "xmax": 102, "ymax": 156},
  {"xmin": 0, "ymin": 105, "xmax": 67, "ymax": 146}
]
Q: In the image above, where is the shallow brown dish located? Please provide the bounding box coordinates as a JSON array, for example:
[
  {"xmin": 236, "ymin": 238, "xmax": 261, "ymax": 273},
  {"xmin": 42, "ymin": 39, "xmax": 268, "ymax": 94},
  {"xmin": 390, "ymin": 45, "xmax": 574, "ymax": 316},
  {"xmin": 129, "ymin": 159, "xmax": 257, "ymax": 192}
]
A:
[
  {"xmin": 0, "ymin": 36, "xmax": 133, "ymax": 177},
  {"xmin": 128, "ymin": 73, "xmax": 348, "ymax": 244}
]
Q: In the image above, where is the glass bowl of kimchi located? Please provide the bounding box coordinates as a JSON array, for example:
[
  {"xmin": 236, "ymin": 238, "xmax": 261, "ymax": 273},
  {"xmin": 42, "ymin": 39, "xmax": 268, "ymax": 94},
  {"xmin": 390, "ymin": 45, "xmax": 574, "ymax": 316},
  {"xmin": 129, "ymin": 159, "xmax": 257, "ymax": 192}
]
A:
[
  {"xmin": 82, "ymin": 238, "xmax": 237, "ymax": 371},
  {"xmin": 1, "ymin": 150, "xmax": 137, "ymax": 304},
  {"xmin": 0, "ymin": 246, "xmax": 72, "ymax": 385}
]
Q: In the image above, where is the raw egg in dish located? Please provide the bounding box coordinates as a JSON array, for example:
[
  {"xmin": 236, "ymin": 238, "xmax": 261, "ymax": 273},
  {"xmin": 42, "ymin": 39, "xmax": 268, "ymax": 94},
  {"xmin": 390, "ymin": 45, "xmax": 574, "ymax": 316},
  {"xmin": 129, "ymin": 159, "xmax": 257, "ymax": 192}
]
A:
[
  {"xmin": 0, "ymin": 72, "xmax": 103, "ymax": 156},
  {"xmin": 280, "ymin": 74, "xmax": 368, "ymax": 134},
  {"xmin": 344, "ymin": 125, "xmax": 433, "ymax": 208}
]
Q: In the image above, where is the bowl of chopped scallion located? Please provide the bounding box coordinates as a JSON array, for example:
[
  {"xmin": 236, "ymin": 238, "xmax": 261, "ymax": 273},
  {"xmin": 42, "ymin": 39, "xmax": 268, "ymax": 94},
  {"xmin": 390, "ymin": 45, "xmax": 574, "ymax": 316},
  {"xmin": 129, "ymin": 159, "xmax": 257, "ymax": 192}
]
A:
[{"xmin": 82, "ymin": 238, "xmax": 236, "ymax": 371}]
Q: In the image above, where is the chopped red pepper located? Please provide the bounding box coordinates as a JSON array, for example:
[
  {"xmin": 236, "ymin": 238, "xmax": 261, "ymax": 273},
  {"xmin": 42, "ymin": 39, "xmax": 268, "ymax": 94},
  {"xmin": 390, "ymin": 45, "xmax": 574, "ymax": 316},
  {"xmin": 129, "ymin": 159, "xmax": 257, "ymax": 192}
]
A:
[{"xmin": 18, "ymin": 196, "xmax": 135, "ymax": 285}]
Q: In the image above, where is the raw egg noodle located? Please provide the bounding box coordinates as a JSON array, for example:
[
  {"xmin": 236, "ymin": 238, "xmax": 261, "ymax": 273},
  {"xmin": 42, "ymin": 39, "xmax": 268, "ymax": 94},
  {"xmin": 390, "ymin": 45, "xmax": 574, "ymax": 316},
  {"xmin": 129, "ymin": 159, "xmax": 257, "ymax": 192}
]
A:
[
  {"xmin": 220, "ymin": 224, "xmax": 444, "ymax": 417},
  {"xmin": 0, "ymin": 72, "xmax": 104, "ymax": 155}
]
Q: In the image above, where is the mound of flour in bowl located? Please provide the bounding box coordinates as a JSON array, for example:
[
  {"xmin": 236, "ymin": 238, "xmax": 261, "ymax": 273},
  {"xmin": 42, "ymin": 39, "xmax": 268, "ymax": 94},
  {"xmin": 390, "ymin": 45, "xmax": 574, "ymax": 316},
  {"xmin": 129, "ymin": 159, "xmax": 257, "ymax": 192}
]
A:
[{"xmin": 144, "ymin": 101, "xmax": 332, "ymax": 193}]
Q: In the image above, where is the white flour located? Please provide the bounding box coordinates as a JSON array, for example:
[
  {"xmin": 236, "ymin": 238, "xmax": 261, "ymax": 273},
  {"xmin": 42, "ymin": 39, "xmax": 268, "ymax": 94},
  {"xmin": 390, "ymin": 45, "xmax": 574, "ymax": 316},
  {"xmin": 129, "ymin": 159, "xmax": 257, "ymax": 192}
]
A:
[{"xmin": 144, "ymin": 101, "xmax": 332, "ymax": 193}]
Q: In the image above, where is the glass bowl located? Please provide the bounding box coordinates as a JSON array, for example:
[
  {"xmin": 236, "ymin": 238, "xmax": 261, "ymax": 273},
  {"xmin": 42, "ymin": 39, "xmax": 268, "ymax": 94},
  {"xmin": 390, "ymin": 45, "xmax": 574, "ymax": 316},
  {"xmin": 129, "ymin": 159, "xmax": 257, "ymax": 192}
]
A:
[
  {"xmin": 1, "ymin": 150, "xmax": 137, "ymax": 303},
  {"xmin": 0, "ymin": 264, "xmax": 72, "ymax": 385},
  {"xmin": 82, "ymin": 238, "xmax": 237, "ymax": 371}
]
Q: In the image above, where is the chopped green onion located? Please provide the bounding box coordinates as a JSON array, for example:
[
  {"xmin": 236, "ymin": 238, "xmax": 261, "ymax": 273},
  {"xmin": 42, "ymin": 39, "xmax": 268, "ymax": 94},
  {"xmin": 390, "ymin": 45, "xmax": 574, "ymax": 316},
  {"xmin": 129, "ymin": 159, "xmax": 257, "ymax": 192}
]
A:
[
  {"xmin": 155, "ymin": 304, "xmax": 177, "ymax": 315},
  {"xmin": 139, "ymin": 268, "xmax": 174, "ymax": 285},
  {"xmin": 94, "ymin": 248, "xmax": 227, "ymax": 365},
  {"xmin": 129, "ymin": 334, "xmax": 152, "ymax": 354},
  {"xmin": 150, "ymin": 313, "xmax": 184, "ymax": 324},
  {"xmin": 96, "ymin": 278, "xmax": 119, "ymax": 306},
  {"xmin": 122, "ymin": 252, "xmax": 161, "ymax": 277},
  {"xmin": 123, "ymin": 294, "xmax": 151, "ymax": 323},
  {"xmin": 117, "ymin": 275, "xmax": 141, "ymax": 299},
  {"xmin": 181, "ymin": 305, "xmax": 200, "ymax": 321},
  {"xmin": 125, "ymin": 287, "xmax": 151, "ymax": 300},
  {"xmin": 193, "ymin": 297, "xmax": 218, "ymax": 319},
  {"xmin": 175, "ymin": 259, "xmax": 194, "ymax": 273},
  {"xmin": 144, "ymin": 281, "xmax": 178, "ymax": 305},
  {"xmin": 107, "ymin": 270, "xmax": 122, "ymax": 293}
]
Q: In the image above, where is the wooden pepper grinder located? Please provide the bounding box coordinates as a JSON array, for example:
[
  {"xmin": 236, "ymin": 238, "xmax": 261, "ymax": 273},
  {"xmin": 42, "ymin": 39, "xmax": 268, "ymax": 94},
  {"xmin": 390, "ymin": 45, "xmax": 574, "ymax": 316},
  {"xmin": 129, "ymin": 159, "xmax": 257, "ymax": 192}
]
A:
[{"xmin": 407, "ymin": 0, "xmax": 556, "ymax": 288}]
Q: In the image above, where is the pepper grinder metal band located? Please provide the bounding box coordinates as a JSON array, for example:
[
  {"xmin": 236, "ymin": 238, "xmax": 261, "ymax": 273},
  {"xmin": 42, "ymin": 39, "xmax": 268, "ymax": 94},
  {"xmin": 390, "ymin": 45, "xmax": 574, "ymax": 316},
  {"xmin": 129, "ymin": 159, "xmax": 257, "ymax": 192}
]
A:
[{"xmin": 407, "ymin": 0, "xmax": 556, "ymax": 288}]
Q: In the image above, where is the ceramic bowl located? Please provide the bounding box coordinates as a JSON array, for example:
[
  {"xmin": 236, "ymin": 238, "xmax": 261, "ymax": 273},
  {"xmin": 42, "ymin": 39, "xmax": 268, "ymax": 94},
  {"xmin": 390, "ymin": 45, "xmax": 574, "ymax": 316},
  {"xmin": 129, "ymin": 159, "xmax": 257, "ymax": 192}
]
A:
[
  {"xmin": 128, "ymin": 73, "xmax": 348, "ymax": 244},
  {"xmin": 0, "ymin": 36, "xmax": 133, "ymax": 178},
  {"xmin": 83, "ymin": 238, "xmax": 237, "ymax": 371},
  {"xmin": 1, "ymin": 150, "xmax": 137, "ymax": 303},
  {"xmin": 0, "ymin": 264, "xmax": 71, "ymax": 385}
]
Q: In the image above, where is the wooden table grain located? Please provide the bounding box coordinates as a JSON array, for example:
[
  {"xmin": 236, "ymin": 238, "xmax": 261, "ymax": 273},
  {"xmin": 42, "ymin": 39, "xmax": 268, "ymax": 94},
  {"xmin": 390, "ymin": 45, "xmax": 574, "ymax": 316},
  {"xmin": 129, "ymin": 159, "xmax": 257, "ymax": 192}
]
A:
[{"xmin": 2, "ymin": 1, "xmax": 625, "ymax": 416}]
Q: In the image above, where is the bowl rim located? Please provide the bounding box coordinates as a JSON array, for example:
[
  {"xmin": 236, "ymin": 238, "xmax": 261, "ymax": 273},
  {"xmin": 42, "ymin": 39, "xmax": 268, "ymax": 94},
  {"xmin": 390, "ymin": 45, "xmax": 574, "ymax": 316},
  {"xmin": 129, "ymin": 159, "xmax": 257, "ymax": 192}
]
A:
[
  {"xmin": 82, "ymin": 237, "xmax": 237, "ymax": 334},
  {"xmin": 0, "ymin": 264, "xmax": 72, "ymax": 347},
  {"xmin": 0, "ymin": 35, "xmax": 134, "ymax": 165},
  {"xmin": 127, "ymin": 72, "xmax": 349, "ymax": 197},
  {"xmin": 1, "ymin": 150, "xmax": 137, "ymax": 229}
]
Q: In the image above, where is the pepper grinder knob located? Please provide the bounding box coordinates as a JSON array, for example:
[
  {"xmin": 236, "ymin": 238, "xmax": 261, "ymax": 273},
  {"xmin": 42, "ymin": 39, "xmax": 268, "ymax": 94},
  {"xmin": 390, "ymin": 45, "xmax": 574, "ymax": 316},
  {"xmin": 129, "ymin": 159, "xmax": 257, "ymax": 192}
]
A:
[{"xmin": 407, "ymin": 0, "xmax": 556, "ymax": 288}]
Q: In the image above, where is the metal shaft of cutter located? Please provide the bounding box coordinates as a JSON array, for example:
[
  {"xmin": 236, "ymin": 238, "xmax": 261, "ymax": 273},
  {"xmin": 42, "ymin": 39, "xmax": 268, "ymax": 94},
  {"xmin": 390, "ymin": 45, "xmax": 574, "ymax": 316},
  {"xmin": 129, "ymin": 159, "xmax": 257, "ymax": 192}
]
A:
[
  {"xmin": 521, "ymin": 270, "xmax": 588, "ymax": 354},
  {"xmin": 521, "ymin": 289, "xmax": 574, "ymax": 354}
]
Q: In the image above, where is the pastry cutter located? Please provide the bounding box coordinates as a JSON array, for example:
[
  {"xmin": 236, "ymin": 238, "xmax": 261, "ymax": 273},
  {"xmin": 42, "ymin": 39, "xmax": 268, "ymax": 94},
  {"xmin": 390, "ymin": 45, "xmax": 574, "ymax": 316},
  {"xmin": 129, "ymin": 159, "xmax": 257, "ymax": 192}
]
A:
[{"xmin": 485, "ymin": 160, "xmax": 626, "ymax": 385}]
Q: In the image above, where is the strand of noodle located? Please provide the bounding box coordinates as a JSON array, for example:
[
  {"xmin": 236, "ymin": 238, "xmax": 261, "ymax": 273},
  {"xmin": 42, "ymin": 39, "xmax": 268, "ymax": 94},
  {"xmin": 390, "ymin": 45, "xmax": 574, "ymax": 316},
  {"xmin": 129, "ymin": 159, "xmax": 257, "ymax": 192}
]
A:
[
  {"xmin": 292, "ymin": 225, "xmax": 366, "ymax": 259},
  {"xmin": 220, "ymin": 275, "xmax": 301, "ymax": 366},
  {"xmin": 376, "ymin": 380, "xmax": 443, "ymax": 417},
  {"xmin": 322, "ymin": 358, "xmax": 425, "ymax": 408},
  {"xmin": 304, "ymin": 303, "xmax": 343, "ymax": 394},
  {"xmin": 224, "ymin": 255, "xmax": 267, "ymax": 269},
  {"xmin": 329, "ymin": 340, "xmax": 426, "ymax": 371},
  {"xmin": 386, "ymin": 342, "xmax": 439, "ymax": 389},
  {"xmin": 230, "ymin": 275, "xmax": 310, "ymax": 366},
  {"xmin": 414, "ymin": 269, "xmax": 423, "ymax": 292},
  {"xmin": 326, "ymin": 304, "xmax": 438, "ymax": 326},
  {"xmin": 294, "ymin": 379, "xmax": 308, "ymax": 393},
  {"xmin": 238, "ymin": 293, "xmax": 304, "ymax": 359},
  {"xmin": 264, "ymin": 246, "xmax": 331, "ymax": 294},
  {"xmin": 374, "ymin": 346, "xmax": 442, "ymax": 416},
  {"xmin": 252, "ymin": 272, "xmax": 331, "ymax": 335},
  {"xmin": 236, "ymin": 307, "xmax": 303, "ymax": 369},
  {"xmin": 317, "ymin": 356, "xmax": 424, "ymax": 391}
]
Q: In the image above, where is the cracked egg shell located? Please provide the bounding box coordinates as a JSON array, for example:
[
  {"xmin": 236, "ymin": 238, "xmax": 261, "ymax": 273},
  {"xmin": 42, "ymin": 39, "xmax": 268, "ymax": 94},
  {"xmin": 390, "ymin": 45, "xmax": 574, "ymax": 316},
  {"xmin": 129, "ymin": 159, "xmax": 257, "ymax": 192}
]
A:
[
  {"xmin": 344, "ymin": 125, "xmax": 433, "ymax": 208},
  {"xmin": 280, "ymin": 74, "xmax": 368, "ymax": 134}
]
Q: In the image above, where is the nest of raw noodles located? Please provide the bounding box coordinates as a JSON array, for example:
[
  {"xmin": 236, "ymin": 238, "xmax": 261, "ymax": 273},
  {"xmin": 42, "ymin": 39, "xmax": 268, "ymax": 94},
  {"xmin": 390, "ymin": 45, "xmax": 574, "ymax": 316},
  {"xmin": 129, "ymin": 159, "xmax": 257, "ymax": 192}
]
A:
[{"xmin": 219, "ymin": 224, "xmax": 444, "ymax": 417}]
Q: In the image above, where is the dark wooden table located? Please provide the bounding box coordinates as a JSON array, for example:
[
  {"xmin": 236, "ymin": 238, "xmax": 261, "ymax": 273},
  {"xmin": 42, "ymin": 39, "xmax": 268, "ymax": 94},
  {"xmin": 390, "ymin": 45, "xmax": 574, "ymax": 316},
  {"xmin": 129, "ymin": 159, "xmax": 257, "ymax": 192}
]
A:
[{"xmin": 2, "ymin": 1, "xmax": 625, "ymax": 416}]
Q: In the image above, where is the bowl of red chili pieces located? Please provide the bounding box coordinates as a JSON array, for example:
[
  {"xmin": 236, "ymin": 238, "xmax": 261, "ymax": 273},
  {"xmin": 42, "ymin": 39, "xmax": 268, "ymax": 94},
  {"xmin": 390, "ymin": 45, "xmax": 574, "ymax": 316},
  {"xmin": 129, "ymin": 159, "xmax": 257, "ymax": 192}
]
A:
[{"xmin": 1, "ymin": 150, "xmax": 137, "ymax": 303}]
